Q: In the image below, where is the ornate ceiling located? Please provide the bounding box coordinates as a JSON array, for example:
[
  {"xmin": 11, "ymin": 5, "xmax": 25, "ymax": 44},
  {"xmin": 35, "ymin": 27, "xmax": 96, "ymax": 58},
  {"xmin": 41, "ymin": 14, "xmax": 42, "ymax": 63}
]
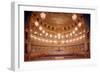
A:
[
  {"xmin": 24, "ymin": 11, "xmax": 90, "ymax": 61},
  {"xmin": 25, "ymin": 12, "xmax": 89, "ymax": 46}
]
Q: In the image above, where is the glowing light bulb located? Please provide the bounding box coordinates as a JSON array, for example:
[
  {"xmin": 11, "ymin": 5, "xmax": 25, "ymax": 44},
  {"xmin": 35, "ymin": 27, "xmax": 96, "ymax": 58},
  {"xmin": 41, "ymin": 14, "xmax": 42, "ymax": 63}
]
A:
[
  {"xmin": 33, "ymin": 36, "xmax": 37, "ymax": 40},
  {"xmin": 61, "ymin": 35, "xmax": 64, "ymax": 39},
  {"xmin": 69, "ymin": 39, "xmax": 72, "ymax": 42},
  {"xmin": 76, "ymin": 37, "xmax": 79, "ymax": 41},
  {"xmin": 79, "ymin": 32, "xmax": 82, "ymax": 35},
  {"xmin": 66, "ymin": 34, "xmax": 68, "ymax": 38},
  {"xmin": 45, "ymin": 33, "xmax": 48, "ymax": 36},
  {"xmin": 49, "ymin": 40, "xmax": 52, "ymax": 43},
  {"xmin": 83, "ymin": 30, "xmax": 85, "ymax": 33},
  {"xmin": 70, "ymin": 33, "xmax": 72, "ymax": 36},
  {"xmin": 79, "ymin": 36, "xmax": 82, "ymax": 39},
  {"xmin": 40, "ymin": 12, "xmax": 46, "ymax": 19},
  {"xmin": 34, "ymin": 21, "xmax": 39, "ymax": 27},
  {"xmin": 34, "ymin": 31, "xmax": 37, "ymax": 34},
  {"xmin": 82, "ymin": 35, "xmax": 85, "ymax": 38},
  {"xmin": 75, "ymin": 27, "xmax": 78, "ymax": 31},
  {"xmin": 50, "ymin": 34, "xmax": 52, "ymax": 38},
  {"xmin": 54, "ymin": 35, "xmax": 57, "ymax": 38},
  {"xmin": 45, "ymin": 39, "xmax": 49, "ymax": 43},
  {"xmin": 72, "ymin": 31, "xmax": 75, "ymax": 34},
  {"xmin": 78, "ymin": 22, "xmax": 82, "ymax": 27},
  {"xmin": 30, "ymin": 34, "xmax": 34, "ymax": 38},
  {"xmin": 57, "ymin": 33, "xmax": 61, "ymax": 39},
  {"xmin": 72, "ymin": 14, "xmax": 77, "ymax": 21},
  {"xmin": 39, "ymin": 26, "xmax": 43, "ymax": 30},
  {"xmin": 57, "ymin": 33, "xmax": 61, "ymax": 36},
  {"xmin": 61, "ymin": 40, "xmax": 65, "ymax": 44},
  {"xmin": 42, "ymin": 30, "xmax": 45, "ymax": 34},
  {"xmin": 53, "ymin": 40, "xmax": 57, "ymax": 43},
  {"xmin": 39, "ymin": 33, "xmax": 42, "ymax": 36}
]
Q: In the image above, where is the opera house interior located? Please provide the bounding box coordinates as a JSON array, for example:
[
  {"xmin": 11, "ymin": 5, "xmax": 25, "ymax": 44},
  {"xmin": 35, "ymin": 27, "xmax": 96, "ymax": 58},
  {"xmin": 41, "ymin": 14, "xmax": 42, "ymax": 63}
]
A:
[{"xmin": 24, "ymin": 11, "xmax": 90, "ymax": 61}]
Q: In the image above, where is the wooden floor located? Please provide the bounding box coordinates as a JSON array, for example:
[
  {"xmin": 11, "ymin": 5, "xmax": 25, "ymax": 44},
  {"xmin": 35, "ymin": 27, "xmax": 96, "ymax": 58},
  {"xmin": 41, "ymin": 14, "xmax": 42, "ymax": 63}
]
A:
[{"xmin": 24, "ymin": 53, "xmax": 90, "ymax": 61}]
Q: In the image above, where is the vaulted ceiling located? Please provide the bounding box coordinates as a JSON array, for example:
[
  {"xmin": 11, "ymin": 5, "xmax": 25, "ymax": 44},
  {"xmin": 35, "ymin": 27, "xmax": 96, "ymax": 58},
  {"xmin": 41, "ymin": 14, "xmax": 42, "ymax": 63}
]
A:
[{"xmin": 25, "ymin": 12, "xmax": 89, "ymax": 46}]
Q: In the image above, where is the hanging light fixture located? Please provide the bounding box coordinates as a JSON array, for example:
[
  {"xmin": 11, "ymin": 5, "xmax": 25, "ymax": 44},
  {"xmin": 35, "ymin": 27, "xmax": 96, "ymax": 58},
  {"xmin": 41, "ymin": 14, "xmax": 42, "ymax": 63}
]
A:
[
  {"xmin": 40, "ymin": 12, "xmax": 46, "ymax": 20},
  {"xmin": 72, "ymin": 14, "xmax": 77, "ymax": 21}
]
